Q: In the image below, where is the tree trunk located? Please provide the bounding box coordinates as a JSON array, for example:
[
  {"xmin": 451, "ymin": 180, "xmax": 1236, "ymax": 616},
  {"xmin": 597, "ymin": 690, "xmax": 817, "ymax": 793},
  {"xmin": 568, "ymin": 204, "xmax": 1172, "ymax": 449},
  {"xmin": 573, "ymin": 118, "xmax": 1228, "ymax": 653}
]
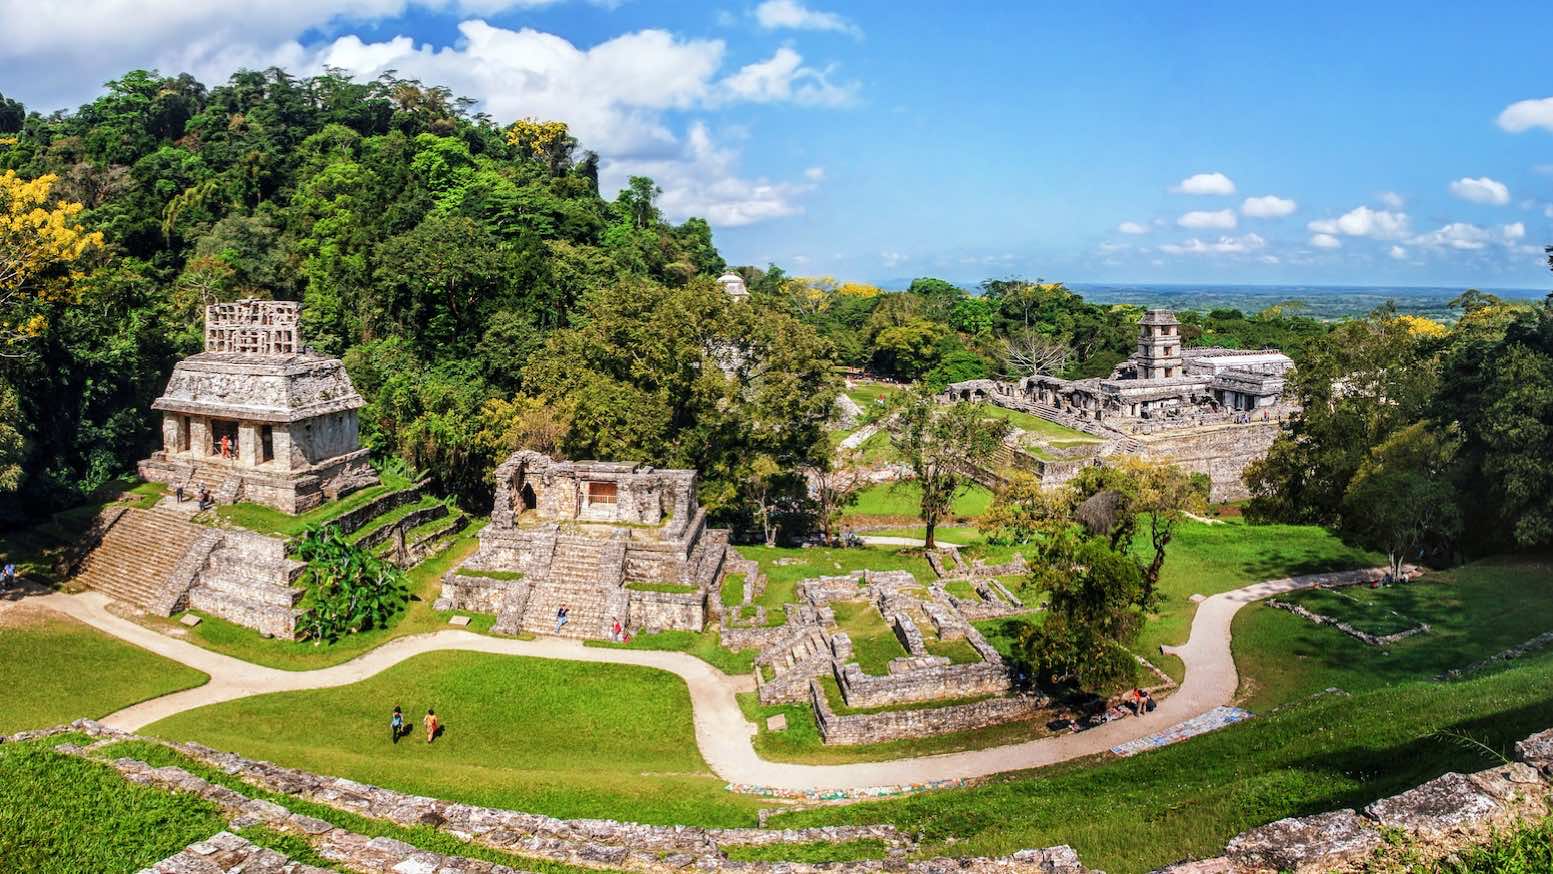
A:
[{"xmin": 924, "ymin": 517, "xmax": 937, "ymax": 550}]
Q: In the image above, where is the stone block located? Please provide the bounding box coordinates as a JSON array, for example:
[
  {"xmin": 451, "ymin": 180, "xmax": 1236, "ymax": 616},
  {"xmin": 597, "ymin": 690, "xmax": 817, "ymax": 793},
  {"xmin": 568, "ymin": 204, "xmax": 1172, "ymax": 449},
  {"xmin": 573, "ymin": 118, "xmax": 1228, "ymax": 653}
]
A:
[
  {"xmin": 1189, "ymin": 593, "xmax": 1207, "ymax": 604},
  {"xmin": 1226, "ymin": 809, "xmax": 1380, "ymax": 873},
  {"xmin": 448, "ymin": 615, "xmax": 471, "ymax": 627},
  {"xmin": 1363, "ymin": 771, "xmax": 1505, "ymax": 837},
  {"xmin": 1149, "ymin": 859, "xmax": 1235, "ymax": 874},
  {"xmin": 180, "ymin": 613, "xmax": 202, "ymax": 627},
  {"xmin": 1515, "ymin": 728, "xmax": 1553, "ymax": 773},
  {"xmin": 766, "ymin": 715, "xmax": 788, "ymax": 732}
]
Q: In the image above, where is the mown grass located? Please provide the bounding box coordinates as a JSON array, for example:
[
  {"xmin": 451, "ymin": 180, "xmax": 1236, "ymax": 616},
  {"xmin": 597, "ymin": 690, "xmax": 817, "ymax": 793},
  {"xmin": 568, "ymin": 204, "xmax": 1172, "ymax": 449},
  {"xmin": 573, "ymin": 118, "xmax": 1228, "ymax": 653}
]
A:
[
  {"xmin": 737, "ymin": 544, "xmax": 935, "ymax": 629},
  {"xmin": 924, "ymin": 635, "xmax": 983, "ymax": 665},
  {"xmin": 0, "ymin": 740, "xmax": 226, "ymax": 873},
  {"xmin": 92, "ymin": 739, "xmax": 604, "ymax": 874},
  {"xmin": 0, "ymin": 606, "xmax": 208, "ymax": 734},
  {"xmin": 1279, "ymin": 585, "xmax": 1425, "ymax": 636},
  {"xmin": 144, "ymin": 650, "xmax": 763, "ymax": 826},
  {"xmin": 1233, "ymin": 557, "xmax": 1553, "ymax": 712},
  {"xmin": 587, "ymin": 628, "xmax": 757, "ymax": 675},
  {"xmin": 772, "ymin": 647, "xmax": 1553, "ymax": 874},
  {"xmin": 143, "ymin": 524, "xmax": 486, "ymax": 671},
  {"xmin": 214, "ymin": 470, "xmax": 414, "ymax": 537},
  {"xmin": 720, "ymin": 572, "xmax": 745, "ymax": 608},
  {"xmin": 847, "ymin": 482, "xmax": 993, "ymax": 521},
  {"xmin": 982, "ymin": 407, "xmax": 1101, "ymax": 444},
  {"xmin": 830, "ymin": 600, "xmax": 908, "ymax": 674}
]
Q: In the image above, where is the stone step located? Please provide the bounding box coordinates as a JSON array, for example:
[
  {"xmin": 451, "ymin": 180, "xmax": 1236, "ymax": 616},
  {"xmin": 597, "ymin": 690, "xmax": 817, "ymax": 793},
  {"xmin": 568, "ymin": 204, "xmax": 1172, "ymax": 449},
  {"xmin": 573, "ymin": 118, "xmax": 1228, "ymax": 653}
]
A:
[{"xmin": 74, "ymin": 508, "xmax": 208, "ymax": 612}]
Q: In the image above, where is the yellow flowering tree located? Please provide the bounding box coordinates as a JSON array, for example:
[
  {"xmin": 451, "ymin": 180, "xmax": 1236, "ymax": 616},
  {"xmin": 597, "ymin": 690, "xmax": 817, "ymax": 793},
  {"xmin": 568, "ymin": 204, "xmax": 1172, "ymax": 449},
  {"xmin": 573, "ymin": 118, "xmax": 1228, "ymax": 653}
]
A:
[
  {"xmin": 0, "ymin": 170, "xmax": 103, "ymax": 353},
  {"xmin": 504, "ymin": 118, "xmax": 576, "ymax": 174}
]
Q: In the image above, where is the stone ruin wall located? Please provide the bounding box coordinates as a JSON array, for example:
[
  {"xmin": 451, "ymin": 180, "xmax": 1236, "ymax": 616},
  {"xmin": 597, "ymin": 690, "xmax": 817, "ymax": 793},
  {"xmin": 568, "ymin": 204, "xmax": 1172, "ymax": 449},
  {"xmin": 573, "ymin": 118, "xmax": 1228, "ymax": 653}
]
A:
[
  {"xmin": 626, "ymin": 588, "xmax": 706, "ymax": 633},
  {"xmin": 810, "ymin": 680, "xmax": 1045, "ymax": 745},
  {"xmin": 185, "ymin": 528, "xmax": 305, "ymax": 639},
  {"xmin": 1135, "ymin": 420, "xmax": 1280, "ymax": 502},
  {"xmin": 437, "ymin": 573, "xmax": 528, "ymax": 616}
]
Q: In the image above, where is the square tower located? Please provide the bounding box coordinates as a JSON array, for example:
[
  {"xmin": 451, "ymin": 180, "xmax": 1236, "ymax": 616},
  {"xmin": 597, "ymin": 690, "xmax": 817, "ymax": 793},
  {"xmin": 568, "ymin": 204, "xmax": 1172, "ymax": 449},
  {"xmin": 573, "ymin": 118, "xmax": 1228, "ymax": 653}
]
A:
[{"xmin": 1137, "ymin": 309, "xmax": 1184, "ymax": 379}]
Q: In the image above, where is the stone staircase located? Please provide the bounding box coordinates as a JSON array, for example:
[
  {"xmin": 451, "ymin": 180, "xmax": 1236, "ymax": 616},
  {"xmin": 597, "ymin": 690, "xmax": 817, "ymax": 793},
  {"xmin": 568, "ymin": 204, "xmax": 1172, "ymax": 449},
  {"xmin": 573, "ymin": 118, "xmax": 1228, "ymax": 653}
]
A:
[
  {"xmin": 73, "ymin": 508, "xmax": 209, "ymax": 614},
  {"xmin": 756, "ymin": 626, "xmax": 835, "ymax": 704},
  {"xmin": 546, "ymin": 535, "xmax": 611, "ymax": 586},
  {"xmin": 517, "ymin": 581, "xmax": 616, "ymax": 638}
]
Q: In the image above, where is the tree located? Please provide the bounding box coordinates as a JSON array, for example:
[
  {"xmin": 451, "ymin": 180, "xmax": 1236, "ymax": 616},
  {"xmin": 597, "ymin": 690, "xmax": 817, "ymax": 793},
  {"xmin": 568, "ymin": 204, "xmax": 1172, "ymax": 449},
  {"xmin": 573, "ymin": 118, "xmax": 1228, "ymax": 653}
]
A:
[
  {"xmin": 1341, "ymin": 422, "xmax": 1463, "ymax": 580},
  {"xmin": 1002, "ymin": 330, "xmax": 1070, "ymax": 377},
  {"xmin": 807, "ymin": 447, "xmax": 866, "ymax": 545},
  {"xmin": 0, "ymin": 172, "xmax": 104, "ymax": 353},
  {"xmin": 1068, "ymin": 458, "xmax": 1208, "ymax": 608},
  {"xmin": 1018, "ymin": 538, "xmax": 1142, "ymax": 691},
  {"xmin": 977, "ymin": 472, "xmax": 1069, "ymax": 545},
  {"xmin": 879, "ymin": 385, "xmax": 1010, "ymax": 548}
]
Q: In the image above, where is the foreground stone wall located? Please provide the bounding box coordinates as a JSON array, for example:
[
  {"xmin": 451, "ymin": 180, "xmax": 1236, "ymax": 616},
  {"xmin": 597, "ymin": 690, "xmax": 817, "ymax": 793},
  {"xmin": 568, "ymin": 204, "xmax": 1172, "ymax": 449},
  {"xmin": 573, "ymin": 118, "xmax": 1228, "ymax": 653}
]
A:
[
  {"xmin": 187, "ymin": 527, "xmax": 305, "ymax": 639},
  {"xmin": 834, "ymin": 658, "xmax": 1012, "ymax": 708},
  {"xmin": 811, "ymin": 680, "xmax": 1045, "ymax": 745}
]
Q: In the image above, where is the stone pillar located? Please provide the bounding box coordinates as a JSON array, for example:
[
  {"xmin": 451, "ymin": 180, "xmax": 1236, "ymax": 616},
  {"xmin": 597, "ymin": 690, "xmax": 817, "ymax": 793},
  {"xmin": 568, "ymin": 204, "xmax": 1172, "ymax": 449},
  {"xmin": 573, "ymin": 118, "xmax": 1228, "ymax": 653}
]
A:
[
  {"xmin": 271, "ymin": 426, "xmax": 296, "ymax": 472},
  {"xmin": 238, "ymin": 422, "xmax": 261, "ymax": 467},
  {"xmin": 161, "ymin": 413, "xmax": 180, "ymax": 454},
  {"xmin": 190, "ymin": 416, "xmax": 211, "ymax": 457}
]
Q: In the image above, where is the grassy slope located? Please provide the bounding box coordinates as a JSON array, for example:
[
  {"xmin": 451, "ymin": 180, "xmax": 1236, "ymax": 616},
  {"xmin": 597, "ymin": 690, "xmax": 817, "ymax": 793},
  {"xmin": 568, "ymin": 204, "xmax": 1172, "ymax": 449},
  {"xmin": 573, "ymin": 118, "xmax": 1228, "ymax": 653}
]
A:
[
  {"xmin": 737, "ymin": 544, "xmax": 936, "ymax": 627},
  {"xmin": 144, "ymin": 650, "xmax": 763, "ymax": 827},
  {"xmin": 0, "ymin": 739, "xmax": 226, "ymax": 873},
  {"xmin": 847, "ymin": 482, "xmax": 992, "ymax": 521},
  {"xmin": 214, "ymin": 470, "xmax": 413, "ymax": 537},
  {"xmin": 587, "ymin": 628, "xmax": 756, "ymax": 675},
  {"xmin": 0, "ymin": 606, "xmax": 208, "ymax": 734},
  {"xmin": 773, "ymin": 647, "xmax": 1553, "ymax": 874},
  {"xmin": 1233, "ymin": 557, "xmax": 1553, "ymax": 711}
]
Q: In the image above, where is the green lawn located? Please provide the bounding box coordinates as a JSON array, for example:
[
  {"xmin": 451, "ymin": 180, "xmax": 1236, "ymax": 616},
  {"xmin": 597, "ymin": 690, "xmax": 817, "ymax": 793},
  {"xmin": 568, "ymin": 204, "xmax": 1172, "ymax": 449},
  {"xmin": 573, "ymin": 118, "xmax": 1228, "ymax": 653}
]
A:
[
  {"xmin": 736, "ymin": 544, "xmax": 936, "ymax": 627},
  {"xmin": 867, "ymin": 525, "xmax": 984, "ymax": 545},
  {"xmin": 847, "ymin": 482, "xmax": 993, "ymax": 521},
  {"xmin": 142, "ymin": 524, "xmax": 489, "ymax": 671},
  {"xmin": 0, "ymin": 738, "xmax": 227, "ymax": 873},
  {"xmin": 1279, "ymin": 586, "xmax": 1424, "ymax": 636},
  {"xmin": 772, "ymin": 645, "xmax": 1553, "ymax": 874},
  {"xmin": 830, "ymin": 600, "xmax": 908, "ymax": 674},
  {"xmin": 720, "ymin": 572, "xmax": 745, "ymax": 608},
  {"xmin": 1233, "ymin": 557, "xmax": 1553, "ymax": 712},
  {"xmin": 214, "ymin": 470, "xmax": 413, "ymax": 537},
  {"xmin": 924, "ymin": 635, "xmax": 983, "ymax": 665},
  {"xmin": 0, "ymin": 606, "xmax": 208, "ymax": 734},
  {"xmin": 586, "ymin": 628, "xmax": 756, "ymax": 675},
  {"xmin": 983, "ymin": 407, "xmax": 1101, "ymax": 444},
  {"xmin": 144, "ymin": 650, "xmax": 763, "ymax": 827},
  {"xmin": 844, "ymin": 384, "xmax": 904, "ymax": 409}
]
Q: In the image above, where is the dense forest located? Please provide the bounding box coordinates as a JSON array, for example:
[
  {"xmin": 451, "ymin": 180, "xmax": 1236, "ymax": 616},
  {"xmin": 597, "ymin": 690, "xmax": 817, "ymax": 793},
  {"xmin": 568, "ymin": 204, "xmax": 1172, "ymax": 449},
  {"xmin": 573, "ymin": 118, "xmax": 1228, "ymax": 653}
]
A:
[{"xmin": 3, "ymin": 66, "xmax": 1548, "ymax": 563}]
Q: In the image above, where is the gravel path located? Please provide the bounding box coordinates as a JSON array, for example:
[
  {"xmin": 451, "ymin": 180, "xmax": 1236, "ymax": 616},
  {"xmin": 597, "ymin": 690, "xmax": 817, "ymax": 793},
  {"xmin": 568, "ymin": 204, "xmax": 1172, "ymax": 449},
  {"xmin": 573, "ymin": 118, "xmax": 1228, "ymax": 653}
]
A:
[{"xmin": 23, "ymin": 566, "xmax": 1390, "ymax": 792}]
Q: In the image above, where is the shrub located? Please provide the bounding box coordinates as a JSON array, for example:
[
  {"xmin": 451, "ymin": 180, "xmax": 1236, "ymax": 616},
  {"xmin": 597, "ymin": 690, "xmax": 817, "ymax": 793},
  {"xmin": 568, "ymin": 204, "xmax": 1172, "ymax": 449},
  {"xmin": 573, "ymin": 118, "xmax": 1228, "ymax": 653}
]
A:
[{"xmin": 294, "ymin": 524, "xmax": 409, "ymax": 643}]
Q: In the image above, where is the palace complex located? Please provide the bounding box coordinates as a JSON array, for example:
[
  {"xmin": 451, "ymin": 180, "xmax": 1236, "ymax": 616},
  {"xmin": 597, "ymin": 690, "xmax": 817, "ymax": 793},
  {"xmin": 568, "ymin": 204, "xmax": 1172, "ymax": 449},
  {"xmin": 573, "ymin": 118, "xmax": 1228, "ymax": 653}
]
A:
[{"xmin": 942, "ymin": 309, "xmax": 1296, "ymax": 500}]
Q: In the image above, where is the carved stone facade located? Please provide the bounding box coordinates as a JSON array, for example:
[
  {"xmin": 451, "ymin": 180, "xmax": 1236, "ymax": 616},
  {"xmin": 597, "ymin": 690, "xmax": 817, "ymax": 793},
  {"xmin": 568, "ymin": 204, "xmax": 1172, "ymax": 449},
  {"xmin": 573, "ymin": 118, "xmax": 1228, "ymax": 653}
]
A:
[
  {"xmin": 438, "ymin": 452, "xmax": 727, "ymax": 640},
  {"xmin": 938, "ymin": 309, "xmax": 1297, "ymax": 501},
  {"xmin": 138, "ymin": 299, "xmax": 378, "ymax": 514}
]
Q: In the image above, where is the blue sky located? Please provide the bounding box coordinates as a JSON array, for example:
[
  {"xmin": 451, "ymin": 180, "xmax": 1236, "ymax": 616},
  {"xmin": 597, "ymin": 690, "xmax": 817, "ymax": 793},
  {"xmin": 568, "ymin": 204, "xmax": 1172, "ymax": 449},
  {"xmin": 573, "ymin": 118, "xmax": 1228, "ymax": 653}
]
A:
[{"xmin": 2, "ymin": 0, "xmax": 1551, "ymax": 288}]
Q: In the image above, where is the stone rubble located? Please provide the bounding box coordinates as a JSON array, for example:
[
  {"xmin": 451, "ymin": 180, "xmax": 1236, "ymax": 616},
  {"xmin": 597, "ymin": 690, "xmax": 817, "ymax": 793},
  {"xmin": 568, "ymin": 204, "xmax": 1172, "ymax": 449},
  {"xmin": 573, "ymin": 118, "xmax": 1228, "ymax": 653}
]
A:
[{"xmin": 135, "ymin": 830, "xmax": 333, "ymax": 874}]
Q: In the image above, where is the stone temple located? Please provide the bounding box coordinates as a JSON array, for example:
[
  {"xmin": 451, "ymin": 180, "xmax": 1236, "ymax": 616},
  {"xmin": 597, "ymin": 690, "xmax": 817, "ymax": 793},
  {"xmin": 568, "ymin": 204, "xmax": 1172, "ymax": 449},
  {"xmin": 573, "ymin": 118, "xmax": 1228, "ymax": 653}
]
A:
[
  {"xmin": 138, "ymin": 299, "xmax": 378, "ymax": 513},
  {"xmin": 942, "ymin": 309, "xmax": 1297, "ymax": 500},
  {"xmin": 436, "ymin": 451, "xmax": 730, "ymax": 639}
]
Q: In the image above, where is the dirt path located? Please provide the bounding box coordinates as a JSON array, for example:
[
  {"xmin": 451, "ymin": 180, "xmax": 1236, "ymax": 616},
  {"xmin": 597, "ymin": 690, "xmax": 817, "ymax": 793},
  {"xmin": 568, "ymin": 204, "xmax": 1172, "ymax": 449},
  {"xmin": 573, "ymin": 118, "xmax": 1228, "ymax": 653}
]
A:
[{"xmin": 28, "ymin": 567, "xmax": 1389, "ymax": 792}]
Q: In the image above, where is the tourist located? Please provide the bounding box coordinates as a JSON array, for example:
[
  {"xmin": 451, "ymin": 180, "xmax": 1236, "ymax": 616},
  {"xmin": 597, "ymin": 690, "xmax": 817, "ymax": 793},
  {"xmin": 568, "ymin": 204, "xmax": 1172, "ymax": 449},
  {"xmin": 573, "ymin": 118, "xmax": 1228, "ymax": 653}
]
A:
[
  {"xmin": 0, "ymin": 562, "xmax": 13, "ymax": 591},
  {"xmin": 611, "ymin": 618, "xmax": 622, "ymax": 642},
  {"xmin": 197, "ymin": 486, "xmax": 213, "ymax": 511},
  {"xmin": 424, "ymin": 708, "xmax": 439, "ymax": 743},
  {"xmin": 174, "ymin": 483, "xmax": 185, "ymax": 503},
  {"xmin": 390, "ymin": 705, "xmax": 404, "ymax": 744},
  {"xmin": 555, "ymin": 604, "xmax": 569, "ymax": 634},
  {"xmin": 1141, "ymin": 690, "xmax": 1156, "ymax": 713},
  {"xmin": 220, "ymin": 434, "xmax": 232, "ymax": 459}
]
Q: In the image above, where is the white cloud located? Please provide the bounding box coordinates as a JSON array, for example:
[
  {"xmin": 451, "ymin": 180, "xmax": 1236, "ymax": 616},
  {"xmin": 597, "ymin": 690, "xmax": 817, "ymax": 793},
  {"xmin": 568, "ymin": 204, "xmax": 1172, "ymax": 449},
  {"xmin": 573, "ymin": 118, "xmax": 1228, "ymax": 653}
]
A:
[
  {"xmin": 716, "ymin": 46, "xmax": 856, "ymax": 107},
  {"xmin": 804, "ymin": 166, "xmax": 826, "ymax": 181},
  {"xmin": 1117, "ymin": 221, "xmax": 1150, "ymax": 235},
  {"xmin": 1177, "ymin": 209, "xmax": 1237, "ymax": 230},
  {"xmin": 880, "ymin": 250, "xmax": 908, "ymax": 267},
  {"xmin": 1378, "ymin": 191, "xmax": 1406, "ymax": 209},
  {"xmin": 1408, "ymin": 222, "xmax": 1526, "ymax": 251},
  {"xmin": 1171, "ymin": 172, "xmax": 1236, "ymax": 196},
  {"xmin": 1159, "ymin": 233, "xmax": 1265, "ymax": 255},
  {"xmin": 1389, "ymin": 245, "xmax": 1408, "ymax": 260},
  {"xmin": 605, "ymin": 122, "xmax": 815, "ymax": 226},
  {"xmin": 1307, "ymin": 206, "xmax": 1410, "ymax": 239},
  {"xmin": 1310, "ymin": 233, "xmax": 1342, "ymax": 249},
  {"xmin": 1497, "ymin": 96, "xmax": 1553, "ymax": 133},
  {"xmin": 1241, "ymin": 195, "xmax": 1296, "ymax": 218},
  {"xmin": 753, "ymin": 0, "xmax": 862, "ymax": 37},
  {"xmin": 1448, "ymin": 176, "xmax": 1511, "ymax": 205}
]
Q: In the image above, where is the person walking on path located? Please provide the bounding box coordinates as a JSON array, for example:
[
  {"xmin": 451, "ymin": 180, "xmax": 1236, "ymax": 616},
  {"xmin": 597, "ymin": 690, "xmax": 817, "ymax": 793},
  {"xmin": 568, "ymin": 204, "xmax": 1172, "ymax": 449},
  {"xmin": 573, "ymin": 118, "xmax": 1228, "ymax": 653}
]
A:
[
  {"xmin": 390, "ymin": 705, "xmax": 404, "ymax": 743},
  {"xmin": 555, "ymin": 604, "xmax": 569, "ymax": 634},
  {"xmin": 1, "ymin": 562, "xmax": 14, "ymax": 591},
  {"xmin": 611, "ymin": 618, "xmax": 622, "ymax": 642},
  {"xmin": 423, "ymin": 708, "xmax": 439, "ymax": 744}
]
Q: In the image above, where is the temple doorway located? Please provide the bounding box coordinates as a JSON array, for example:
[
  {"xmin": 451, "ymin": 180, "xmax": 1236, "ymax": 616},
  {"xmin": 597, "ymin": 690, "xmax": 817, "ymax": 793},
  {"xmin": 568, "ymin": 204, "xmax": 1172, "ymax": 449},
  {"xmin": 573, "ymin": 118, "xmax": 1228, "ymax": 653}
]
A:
[
  {"xmin": 519, "ymin": 482, "xmax": 537, "ymax": 512},
  {"xmin": 210, "ymin": 419, "xmax": 239, "ymax": 459}
]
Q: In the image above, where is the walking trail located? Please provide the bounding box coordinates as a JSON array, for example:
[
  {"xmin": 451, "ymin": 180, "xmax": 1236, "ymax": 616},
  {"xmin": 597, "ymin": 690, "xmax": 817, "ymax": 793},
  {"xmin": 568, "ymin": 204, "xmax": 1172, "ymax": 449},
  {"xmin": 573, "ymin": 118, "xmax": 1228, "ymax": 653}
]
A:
[{"xmin": 13, "ymin": 567, "xmax": 1387, "ymax": 792}]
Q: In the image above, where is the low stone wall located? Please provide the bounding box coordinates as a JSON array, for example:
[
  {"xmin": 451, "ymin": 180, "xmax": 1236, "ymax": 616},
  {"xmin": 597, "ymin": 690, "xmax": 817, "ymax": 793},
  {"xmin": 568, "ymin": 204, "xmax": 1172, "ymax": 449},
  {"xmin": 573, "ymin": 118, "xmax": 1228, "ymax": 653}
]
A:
[
  {"xmin": 437, "ymin": 572, "xmax": 528, "ymax": 615},
  {"xmin": 720, "ymin": 624, "xmax": 791, "ymax": 651},
  {"xmin": 1265, "ymin": 598, "xmax": 1429, "ymax": 647},
  {"xmin": 1133, "ymin": 420, "xmax": 1280, "ymax": 503},
  {"xmin": 811, "ymin": 681, "xmax": 1045, "ymax": 745},
  {"xmin": 1440, "ymin": 630, "xmax": 1553, "ymax": 680},
  {"xmin": 835, "ymin": 658, "xmax": 1011, "ymax": 708},
  {"xmin": 1153, "ymin": 727, "xmax": 1553, "ymax": 873},
  {"xmin": 627, "ymin": 588, "xmax": 706, "ymax": 633},
  {"xmin": 355, "ymin": 502, "xmax": 446, "ymax": 550},
  {"xmin": 327, "ymin": 480, "xmax": 426, "ymax": 535}
]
